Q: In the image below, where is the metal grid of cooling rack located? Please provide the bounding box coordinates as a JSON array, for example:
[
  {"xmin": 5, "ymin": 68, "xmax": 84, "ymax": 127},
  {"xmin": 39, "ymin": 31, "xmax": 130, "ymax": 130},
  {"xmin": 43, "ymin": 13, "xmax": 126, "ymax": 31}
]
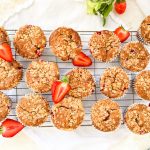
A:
[{"xmin": 2, "ymin": 30, "xmax": 150, "ymax": 127}]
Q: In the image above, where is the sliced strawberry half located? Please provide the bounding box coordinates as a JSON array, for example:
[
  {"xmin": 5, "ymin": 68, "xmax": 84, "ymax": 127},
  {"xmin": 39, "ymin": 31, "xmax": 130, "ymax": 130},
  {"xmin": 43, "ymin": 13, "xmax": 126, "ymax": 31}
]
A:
[
  {"xmin": 51, "ymin": 76, "xmax": 71, "ymax": 104},
  {"xmin": 72, "ymin": 52, "xmax": 92, "ymax": 67},
  {"xmin": 0, "ymin": 43, "xmax": 13, "ymax": 62},
  {"xmin": 0, "ymin": 119, "xmax": 24, "ymax": 138},
  {"xmin": 114, "ymin": 26, "xmax": 130, "ymax": 42}
]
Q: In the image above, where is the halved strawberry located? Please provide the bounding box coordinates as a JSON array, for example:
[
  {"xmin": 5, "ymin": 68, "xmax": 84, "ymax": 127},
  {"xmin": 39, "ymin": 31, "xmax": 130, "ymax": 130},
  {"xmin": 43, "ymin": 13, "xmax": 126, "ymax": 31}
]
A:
[
  {"xmin": 114, "ymin": 26, "xmax": 130, "ymax": 42},
  {"xmin": 72, "ymin": 52, "xmax": 92, "ymax": 67},
  {"xmin": 0, "ymin": 119, "xmax": 24, "ymax": 138},
  {"xmin": 51, "ymin": 76, "xmax": 71, "ymax": 104},
  {"xmin": 0, "ymin": 43, "xmax": 13, "ymax": 62}
]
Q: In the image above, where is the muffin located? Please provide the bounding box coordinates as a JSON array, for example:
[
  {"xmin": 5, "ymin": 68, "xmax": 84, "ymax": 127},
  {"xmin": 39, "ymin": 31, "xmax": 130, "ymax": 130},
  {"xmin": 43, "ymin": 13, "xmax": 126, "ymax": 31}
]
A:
[
  {"xmin": 91, "ymin": 99, "xmax": 121, "ymax": 132},
  {"xmin": 120, "ymin": 42, "xmax": 149, "ymax": 72},
  {"xmin": 0, "ymin": 27, "xmax": 9, "ymax": 43},
  {"xmin": 89, "ymin": 30, "xmax": 121, "ymax": 62},
  {"xmin": 0, "ymin": 92, "xmax": 11, "ymax": 122},
  {"xmin": 14, "ymin": 25, "xmax": 46, "ymax": 59},
  {"xmin": 135, "ymin": 70, "xmax": 150, "ymax": 100},
  {"xmin": 26, "ymin": 60, "xmax": 59, "ymax": 93},
  {"xmin": 0, "ymin": 58, "xmax": 23, "ymax": 90},
  {"xmin": 16, "ymin": 93, "xmax": 50, "ymax": 126},
  {"xmin": 51, "ymin": 96, "xmax": 84, "ymax": 130},
  {"xmin": 49, "ymin": 27, "xmax": 82, "ymax": 61},
  {"xmin": 66, "ymin": 68, "xmax": 95, "ymax": 98},
  {"xmin": 125, "ymin": 104, "xmax": 150, "ymax": 135},
  {"xmin": 100, "ymin": 67, "xmax": 129, "ymax": 98},
  {"xmin": 138, "ymin": 16, "xmax": 150, "ymax": 45}
]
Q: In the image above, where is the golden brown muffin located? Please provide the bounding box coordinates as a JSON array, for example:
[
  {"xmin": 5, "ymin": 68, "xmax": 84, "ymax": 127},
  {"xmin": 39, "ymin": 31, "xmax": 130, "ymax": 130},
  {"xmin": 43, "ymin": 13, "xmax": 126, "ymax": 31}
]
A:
[
  {"xmin": 125, "ymin": 104, "xmax": 150, "ymax": 135},
  {"xmin": 0, "ymin": 27, "xmax": 9, "ymax": 43},
  {"xmin": 139, "ymin": 16, "xmax": 150, "ymax": 44},
  {"xmin": 89, "ymin": 30, "xmax": 121, "ymax": 62},
  {"xmin": 16, "ymin": 93, "xmax": 50, "ymax": 127},
  {"xmin": 120, "ymin": 42, "xmax": 149, "ymax": 72},
  {"xmin": 51, "ymin": 96, "xmax": 84, "ymax": 130},
  {"xmin": 26, "ymin": 60, "xmax": 59, "ymax": 93},
  {"xmin": 135, "ymin": 70, "xmax": 150, "ymax": 100},
  {"xmin": 0, "ymin": 58, "xmax": 23, "ymax": 90},
  {"xmin": 14, "ymin": 25, "xmax": 46, "ymax": 59},
  {"xmin": 49, "ymin": 27, "xmax": 82, "ymax": 61},
  {"xmin": 0, "ymin": 92, "xmax": 11, "ymax": 122},
  {"xmin": 91, "ymin": 99, "xmax": 121, "ymax": 132},
  {"xmin": 66, "ymin": 68, "xmax": 95, "ymax": 98},
  {"xmin": 100, "ymin": 67, "xmax": 129, "ymax": 98}
]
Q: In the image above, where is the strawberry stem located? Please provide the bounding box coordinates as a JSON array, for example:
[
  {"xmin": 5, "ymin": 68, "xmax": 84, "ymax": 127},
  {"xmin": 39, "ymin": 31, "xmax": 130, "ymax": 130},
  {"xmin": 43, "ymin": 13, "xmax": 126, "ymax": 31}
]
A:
[
  {"xmin": 116, "ymin": 0, "xmax": 125, "ymax": 3},
  {"xmin": 61, "ymin": 76, "xmax": 69, "ymax": 83},
  {"xmin": 0, "ymin": 126, "xmax": 4, "ymax": 135}
]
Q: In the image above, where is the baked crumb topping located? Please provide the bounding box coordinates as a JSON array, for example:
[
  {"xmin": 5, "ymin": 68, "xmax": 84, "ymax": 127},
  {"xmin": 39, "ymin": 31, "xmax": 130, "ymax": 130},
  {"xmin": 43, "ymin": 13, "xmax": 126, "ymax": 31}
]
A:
[
  {"xmin": 120, "ymin": 42, "xmax": 149, "ymax": 72},
  {"xmin": 26, "ymin": 60, "xmax": 59, "ymax": 93},
  {"xmin": 125, "ymin": 104, "xmax": 150, "ymax": 134},
  {"xmin": 49, "ymin": 27, "xmax": 82, "ymax": 61},
  {"xmin": 16, "ymin": 93, "xmax": 50, "ymax": 126},
  {"xmin": 0, "ymin": 92, "xmax": 11, "ymax": 121},
  {"xmin": 66, "ymin": 68, "xmax": 95, "ymax": 98},
  {"xmin": 100, "ymin": 67, "xmax": 129, "ymax": 98},
  {"xmin": 51, "ymin": 96, "xmax": 84, "ymax": 130},
  {"xmin": 91, "ymin": 99, "xmax": 121, "ymax": 132},
  {"xmin": 0, "ymin": 58, "xmax": 23, "ymax": 90},
  {"xmin": 135, "ymin": 70, "xmax": 150, "ymax": 100},
  {"xmin": 14, "ymin": 25, "xmax": 46, "ymax": 59},
  {"xmin": 89, "ymin": 30, "xmax": 121, "ymax": 62},
  {"xmin": 0, "ymin": 27, "xmax": 9, "ymax": 44}
]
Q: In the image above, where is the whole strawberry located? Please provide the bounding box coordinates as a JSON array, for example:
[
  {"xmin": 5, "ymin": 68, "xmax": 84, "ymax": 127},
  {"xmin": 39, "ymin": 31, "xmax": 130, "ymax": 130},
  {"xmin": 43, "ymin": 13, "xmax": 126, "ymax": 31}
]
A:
[{"xmin": 115, "ymin": 0, "xmax": 126, "ymax": 14}]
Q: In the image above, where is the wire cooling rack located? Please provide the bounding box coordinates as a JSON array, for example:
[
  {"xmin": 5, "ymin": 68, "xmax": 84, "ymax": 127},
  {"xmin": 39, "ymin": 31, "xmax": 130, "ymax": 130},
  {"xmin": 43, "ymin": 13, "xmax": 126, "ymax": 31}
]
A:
[{"xmin": 2, "ymin": 30, "xmax": 150, "ymax": 127}]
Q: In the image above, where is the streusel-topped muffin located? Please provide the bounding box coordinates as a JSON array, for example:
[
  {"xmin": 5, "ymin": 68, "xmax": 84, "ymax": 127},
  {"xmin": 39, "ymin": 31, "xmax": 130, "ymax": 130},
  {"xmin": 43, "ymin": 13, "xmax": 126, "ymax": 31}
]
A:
[
  {"xmin": 125, "ymin": 104, "xmax": 150, "ymax": 134},
  {"xmin": 49, "ymin": 27, "xmax": 82, "ymax": 61},
  {"xmin": 0, "ymin": 58, "xmax": 23, "ymax": 90},
  {"xmin": 66, "ymin": 68, "xmax": 95, "ymax": 98},
  {"xmin": 0, "ymin": 27, "xmax": 9, "ymax": 43},
  {"xmin": 135, "ymin": 70, "xmax": 150, "ymax": 100},
  {"xmin": 100, "ymin": 67, "xmax": 129, "ymax": 98},
  {"xmin": 14, "ymin": 25, "xmax": 46, "ymax": 59},
  {"xmin": 120, "ymin": 42, "xmax": 149, "ymax": 72},
  {"xmin": 16, "ymin": 93, "xmax": 50, "ymax": 127},
  {"xmin": 89, "ymin": 30, "xmax": 121, "ymax": 62},
  {"xmin": 51, "ymin": 96, "xmax": 84, "ymax": 130},
  {"xmin": 91, "ymin": 99, "xmax": 121, "ymax": 132},
  {"xmin": 26, "ymin": 60, "xmax": 59, "ymax": 93},
  {"xmin": 0, "ymin": 92, "xmax": 11, "ymax": 122}
]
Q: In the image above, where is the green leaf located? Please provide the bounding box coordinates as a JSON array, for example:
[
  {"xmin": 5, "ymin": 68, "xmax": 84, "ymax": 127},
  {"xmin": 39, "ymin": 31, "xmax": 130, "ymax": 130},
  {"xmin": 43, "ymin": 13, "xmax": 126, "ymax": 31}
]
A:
[{"xmin": 61, "ymin": 76, "xmax": 69, "ymax": 83}]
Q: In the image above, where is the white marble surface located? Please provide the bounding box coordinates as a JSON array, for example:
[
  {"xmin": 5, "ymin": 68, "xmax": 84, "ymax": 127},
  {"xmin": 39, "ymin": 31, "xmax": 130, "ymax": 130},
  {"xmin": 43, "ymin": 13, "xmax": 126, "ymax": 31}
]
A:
[{"xmin": 1, "ymin": 0, "xmax": 150, "ymax": 150}]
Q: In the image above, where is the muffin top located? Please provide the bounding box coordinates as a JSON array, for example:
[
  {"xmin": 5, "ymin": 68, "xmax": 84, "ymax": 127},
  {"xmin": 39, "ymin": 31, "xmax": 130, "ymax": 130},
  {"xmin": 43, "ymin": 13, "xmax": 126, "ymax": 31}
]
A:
[
  {"xmin": 100, "ymin": 67, "xmax": 129, "ymax": 98},
  {"xmin": 135, "ymin": 70, "xmax": 150, "ymax": 100},
  {"xmin": 0, "ymin": 58, "xmax": 23, "ymax": 90},
  {"xmin": 140, "ymin": 16, "xmax": 150, "ymax": 44},
  {"xmin": 66, "ymin": 68, "xmax": 95, "ymax": 98},
  {"xmin": 0, "ymin": 92, "xmax": 11, "ymax": 122},
  {"xmin": 26, "ymin": 60, "xmax": 59, "ymax": 93},
  {"xmin": 49, "ymin": 27, "xmax": 82, "ymax": 61},
  {"xmin": 89, "ymin": 30, "xmax": 121, "ymax": 62},
  {"xmin": 51, "ymin": 96, "xmax": 84, "ymax": 130},
  {"xmin": 16, "ymin": 93, "xmax": 50, "ymax": 126},
  {"xmin": 91, "ymin": 99, "xmax": 121, "ymax": 132},
  {"xmin": 125, "ymin": 104, "xmax": 150, "ymax": 135},
  {"xmin": 0, "ymin": 27, "xmax": 9, "ymax": 43},
  {"xmin": 120, "ymin": 42, "xmax": 149, "ymax": 72},
  {"xmin": 14, "ymin": 25, "xmax": 46, "ymax": 59}
]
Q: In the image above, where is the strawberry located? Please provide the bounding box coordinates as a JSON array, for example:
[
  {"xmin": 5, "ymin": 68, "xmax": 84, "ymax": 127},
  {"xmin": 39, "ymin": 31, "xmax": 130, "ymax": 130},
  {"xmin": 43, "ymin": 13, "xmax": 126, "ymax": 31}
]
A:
[
  {"xmin": 0, "ymin": 119, "xmax": 24, "ymax": 138},
  {"xmin": 114, "ymin": 26, "xmax": 130, "ymax": 42},
  {"xmin": 115, "ymin": 0, "xmax": 126, "ymax": 14},
  {"xmin": 72, "ymin": 52, "xmax": 92, "ymax": 67},
  {"xmin": 51, "ymin": 76, "xmax": 71, "ymax": 104},
  {"xmin": 0, "ymin": 43, "xmax": 13, "ymax": 62}
]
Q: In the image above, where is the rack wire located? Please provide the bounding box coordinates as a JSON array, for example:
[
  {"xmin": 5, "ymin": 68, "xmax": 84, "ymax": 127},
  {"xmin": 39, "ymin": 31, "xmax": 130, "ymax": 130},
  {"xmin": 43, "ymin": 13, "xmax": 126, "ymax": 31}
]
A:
[{"xmin": 2, "ymin": 30, "xmax": 150, "ymax": 127}]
